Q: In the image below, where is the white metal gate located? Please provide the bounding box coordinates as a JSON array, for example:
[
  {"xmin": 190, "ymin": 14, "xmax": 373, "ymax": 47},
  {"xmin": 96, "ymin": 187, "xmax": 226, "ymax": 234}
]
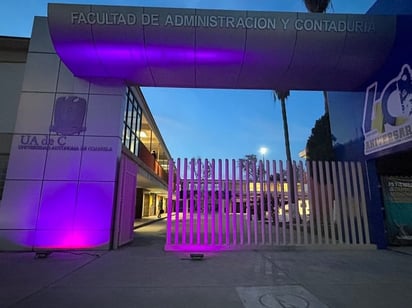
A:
[{"xmin": 165, "ymin": 159, "xmax": 371, "ymax": 251}]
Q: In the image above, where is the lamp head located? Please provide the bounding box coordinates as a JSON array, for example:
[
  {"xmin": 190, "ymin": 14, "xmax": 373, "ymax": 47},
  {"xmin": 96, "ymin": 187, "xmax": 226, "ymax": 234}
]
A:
[{"xmin": 259, "ymin": 147, "xmax": 268, "ymax": 155}]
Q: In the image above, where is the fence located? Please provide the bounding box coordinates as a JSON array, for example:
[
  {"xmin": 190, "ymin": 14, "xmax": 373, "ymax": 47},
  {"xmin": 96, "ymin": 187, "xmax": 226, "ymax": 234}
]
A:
[{"xmin": 165, "ymin": 158, "xmax": 371, "ymax": 251}]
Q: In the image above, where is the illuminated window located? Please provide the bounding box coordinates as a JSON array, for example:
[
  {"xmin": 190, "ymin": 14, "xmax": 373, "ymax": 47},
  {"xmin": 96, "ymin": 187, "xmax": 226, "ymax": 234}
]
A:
[
  {"xmin": 0, "ymin": 155, "xmax": 8, "ymax": 200},
  {"xmin": 122, "ymin": 88, "xmax": 142, "ymax": 156}
]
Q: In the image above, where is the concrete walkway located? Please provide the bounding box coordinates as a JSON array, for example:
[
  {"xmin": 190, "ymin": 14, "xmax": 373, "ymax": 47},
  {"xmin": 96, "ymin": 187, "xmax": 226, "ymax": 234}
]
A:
[
  {"xmin": 1, "ymin": 218, "xmax": 412, "ymax": 308},
  {"xmin": 134, "ymin": 215, "xmax": 166, "ymax": 229}
]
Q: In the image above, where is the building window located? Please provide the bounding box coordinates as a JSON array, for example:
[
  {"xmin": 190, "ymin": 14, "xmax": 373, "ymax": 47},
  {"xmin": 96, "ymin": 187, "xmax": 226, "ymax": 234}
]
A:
[
  {"xmin": 0, "ymin": 155, "xmax": 8, "ymax": 200},
  {"xmin": 122, "ymin": 88, "xmax": 142, "ymax": 156}
]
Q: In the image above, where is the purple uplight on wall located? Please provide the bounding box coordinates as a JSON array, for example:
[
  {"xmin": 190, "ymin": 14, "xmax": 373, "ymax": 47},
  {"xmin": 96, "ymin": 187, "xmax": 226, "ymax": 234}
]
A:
[
  {"xmin": 32, "ymin": 181, "xmax": 114, "ymax": 249},
  {"xmin": 36, "ymin": 228, "xmax": 113, "ymax": 249}
]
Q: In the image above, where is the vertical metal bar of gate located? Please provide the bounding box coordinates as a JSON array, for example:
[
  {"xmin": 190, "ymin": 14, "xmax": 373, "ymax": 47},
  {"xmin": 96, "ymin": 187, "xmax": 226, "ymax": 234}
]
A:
[
  {"xmin": 166, "ymin": 159, "xmax": 174, "ymax": 246},
  {"xmin": 337, "ymin": 161, "xmax": 350, "ymax": 244},
  {"xmin": 287, "ymin": 161, "xmax": 294, "ymax": 245},
  {"xmin": 299, "ymin": 161, "xmax": 308, "ymax": 245},
  {"xmin": 326, "ymin": 161, "xmax": 337, "ymax": 245},
  {"xmin": 279, "ymin": 160, "xmax": 286, "ymax": 245},
  {"xmin": 331, "ymin": 161, "xmax": 343, "ymax": 244},
  {"xmin": 293, "ymin": 161, "xmax": 301, "ymax": 244},
  {"xmin": 351, "ymin": 161, "xmax": 364, "ymax": 244},
  {"xmin": 273, "ymin": 160, "xmax": 280, "ymax": 245},
  {"xmin": 259, "ymin": 161, "xmax": 265, "ymax": 244},
  {"xmin": 211, "ymin": 159, "xmax": 216, "ymax": 246},
  {"xmin": 182, "ymin": 158, "xmax": 188, "ymax": 245},
  {"xmin": 174, "ymin": 158, "xmax": 181, "ymax": 245},
  {"xmin": 266, "ymin": 160, "xmax": 273, "ymax": 245},
  {"xmin": 239, "ymin": 160, "xmax": 244, "ymax": 245},
  {"xmin": 245, "ymin": 160, "xmax": 251, "ymax": 245},
  {"xmin": 218, "ymin": 159, "xmax": 223, "ymax": 245},
  {"xmin": 357, "ymin": 162, "xmax": 370, "ymax": 244},
  {"xmin": 196, "ymin": 159, "xmax": 201, "ymax": 244},
  {"xmin": 232, "ymin": 159, "xmax": 237, "ymax": 245},
  {"xmin": 190, "ymin": 158, "xmax": 195, "ymax": 245},
  {"xmin": 312, "ymin": 161, "xmax": 322, "ymax": 244},
  {"xmin": 204, "ymin": 159, "xmax": 209, "ymax": 245},
  {"xmin": 252, "ymin": 161, "xmax": 258, "ymax": 245},
  {"xmin": 224, "ymin": 159, "xmax": 230, "ymax": 245},
  {"xmin": 306, "ymin": 161, "xmax": 315, "ymax": 245},
  {"xmin": 319, "ymin": 161, "xmax": 330, "ymax": 244},
  {"xmin": 344, "ymin": 162, "xmax": 356, "ymax": 244}
]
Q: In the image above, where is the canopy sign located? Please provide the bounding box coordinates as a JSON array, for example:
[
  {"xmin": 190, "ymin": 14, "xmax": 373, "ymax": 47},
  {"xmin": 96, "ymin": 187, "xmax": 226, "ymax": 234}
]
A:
[{"xmin": 48, "ymin": 3, "xmax": 396, "ymax": 90}]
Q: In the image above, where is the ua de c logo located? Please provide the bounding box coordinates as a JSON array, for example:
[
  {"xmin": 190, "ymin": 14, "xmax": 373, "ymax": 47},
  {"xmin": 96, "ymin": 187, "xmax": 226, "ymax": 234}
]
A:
[{"xmin": 50, "ymin": 96, "xmax": 87, "ymax": 136}]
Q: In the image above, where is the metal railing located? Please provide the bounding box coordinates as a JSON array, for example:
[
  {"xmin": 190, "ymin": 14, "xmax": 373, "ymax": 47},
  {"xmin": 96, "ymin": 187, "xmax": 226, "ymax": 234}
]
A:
[
  {"xmin": 138, "ymin": 141, "xmax": 168, "ymax": 183},
  {"xmin": 166, "ymin": 158, "xmax": 371, "ymax": 251}
]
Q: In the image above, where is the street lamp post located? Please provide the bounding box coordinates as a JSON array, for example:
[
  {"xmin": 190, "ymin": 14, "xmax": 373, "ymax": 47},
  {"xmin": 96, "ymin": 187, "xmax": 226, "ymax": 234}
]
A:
[{"xmin": 259, "ymin": 147, "xmax": 268, "ymax": 172}]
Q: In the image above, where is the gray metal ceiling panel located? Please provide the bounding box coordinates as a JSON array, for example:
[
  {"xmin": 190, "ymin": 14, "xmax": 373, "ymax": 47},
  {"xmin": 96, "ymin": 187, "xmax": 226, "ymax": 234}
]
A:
[
  {"xmin": 236, "ymin": 11, "xmax": 297, "ymax": 89},
  {"xmin": 194, "ymin": 9, "xmax": 247, "ymax": 88},
  {"xmin": 143, "ymin": 7, "xmax": 196, "ymax": 87}
]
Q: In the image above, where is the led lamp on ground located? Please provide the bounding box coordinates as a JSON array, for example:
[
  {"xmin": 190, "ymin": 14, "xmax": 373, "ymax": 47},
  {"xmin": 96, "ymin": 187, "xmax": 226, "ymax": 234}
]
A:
[{"xmin": 190, "ymin": 253, "xmax": 204, "ymax": 260}]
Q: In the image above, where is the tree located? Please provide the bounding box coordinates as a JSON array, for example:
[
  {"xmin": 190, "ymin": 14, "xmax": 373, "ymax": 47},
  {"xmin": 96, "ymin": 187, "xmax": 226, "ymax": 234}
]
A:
[
  {"xmin": 303, "ymin": 0, "xmax": 331, "ymax": 13},
  {"xmin": 273, "ymin": 91, "xmax": 292, "ymax": 165},
  {"xmin": 306, "ymin": 113, "xmax": 334, "ymax": 161},
  {"xmin": 304, "ymin": 0, "xmax": 334, "ymax": 159},
  {"xmin": 189, "ymin": 157, "xmax": 212, "ymax": 180},
  {"xmin": 273, "ymin": 90, "xmax": 295, "ymax": 205},
  {"xmin": 239, "ymin": 154, "xmax": 258, "ymax": 180}
]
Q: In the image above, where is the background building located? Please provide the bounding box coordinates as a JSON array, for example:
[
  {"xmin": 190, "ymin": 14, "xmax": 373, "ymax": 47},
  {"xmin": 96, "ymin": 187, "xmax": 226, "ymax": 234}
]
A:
[{"xmin": 121, "ymin": 86, "xmax": 171, "ymax": 219}]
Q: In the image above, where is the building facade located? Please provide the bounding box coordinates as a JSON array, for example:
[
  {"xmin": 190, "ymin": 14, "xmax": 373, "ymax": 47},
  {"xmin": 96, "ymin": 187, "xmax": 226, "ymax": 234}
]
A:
[
  {"xmin": 0, "ymin": 17, "xmax": 171, "ymax": 250},
  {"xmin": 0, "ymin": 0, "xmax": 411, "ymax": 251}
]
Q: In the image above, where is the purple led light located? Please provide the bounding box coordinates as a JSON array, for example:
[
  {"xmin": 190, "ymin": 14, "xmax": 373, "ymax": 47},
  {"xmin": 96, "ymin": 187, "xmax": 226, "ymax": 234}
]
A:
[
  {"xmin": 34, "ymin": 230, "xmax": 110, "ymax": 249},
  {"xmin": 31, "ymin": 181, "xmax": 114, "ymax": 249}
]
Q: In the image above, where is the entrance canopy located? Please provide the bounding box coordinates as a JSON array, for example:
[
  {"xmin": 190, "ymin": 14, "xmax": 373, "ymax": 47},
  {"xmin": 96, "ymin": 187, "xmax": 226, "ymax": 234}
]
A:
[{"xmin": 48, "ymin": 4, "xmax": 397, "ymax": 91}]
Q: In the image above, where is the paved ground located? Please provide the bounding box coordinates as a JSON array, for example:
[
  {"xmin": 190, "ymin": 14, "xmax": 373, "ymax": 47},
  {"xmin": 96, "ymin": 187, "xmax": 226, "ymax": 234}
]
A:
[{"xmin": 1, "ymin": 217, "xmax": 412, "ymax": 308}]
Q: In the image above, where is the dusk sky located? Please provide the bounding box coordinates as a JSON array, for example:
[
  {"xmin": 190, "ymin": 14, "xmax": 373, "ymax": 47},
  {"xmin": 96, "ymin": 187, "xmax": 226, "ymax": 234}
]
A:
[{"xmin": 0, "ymin": 0, "xmax": 377, "ymax": 162}]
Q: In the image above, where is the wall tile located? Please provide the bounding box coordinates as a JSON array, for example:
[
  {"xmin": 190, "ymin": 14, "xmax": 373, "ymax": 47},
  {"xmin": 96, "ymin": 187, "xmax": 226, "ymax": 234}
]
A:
[
  {"xmin": 22, "ymin": 53, "xmax": 60, "ymax": 93},
  {"xmin": 89, "ymin": 82, "xmax": 126, "ymax": 96},
  {"xmin": 79, "ymin": 136, "xmax": 121, "ymax": 181},
  {"xmin": 6, "ymin": 134, "xmax": 47, "ymax": 180},
  {"xmin": 29, "ymin": 17, "xmax": 55, "ymax": 54},
  {"xmin": 34, "ymin": 229, "xmax": 111, "ymax": 249},
  {"xmin": 75, "ymin": 181, "xmax": 115, "ymax": 230},
  {"xmin": 86, "ymin": 94, "xmax": 124, "ymax": 137},
  {"xmin": 44, "ymin": 135, "xmax": 83, "ymax": 181},
  {"xmin": 0, "ymin": 230, "xmax": 35, "ymax": 251},
  {"xmin": 14, "ymin": 92, "xmax": 55, "ymax": 135},
  {"xmin": 0, "ymin": 180, "xmax": 42, "ymax": 229},
  {"xmin": 36, "ymin": 181, "xmax": 77, "ymax": 230},
  {"xmin": 57, "ymin": 62, "xmax": 90, "ymax": 94}
]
